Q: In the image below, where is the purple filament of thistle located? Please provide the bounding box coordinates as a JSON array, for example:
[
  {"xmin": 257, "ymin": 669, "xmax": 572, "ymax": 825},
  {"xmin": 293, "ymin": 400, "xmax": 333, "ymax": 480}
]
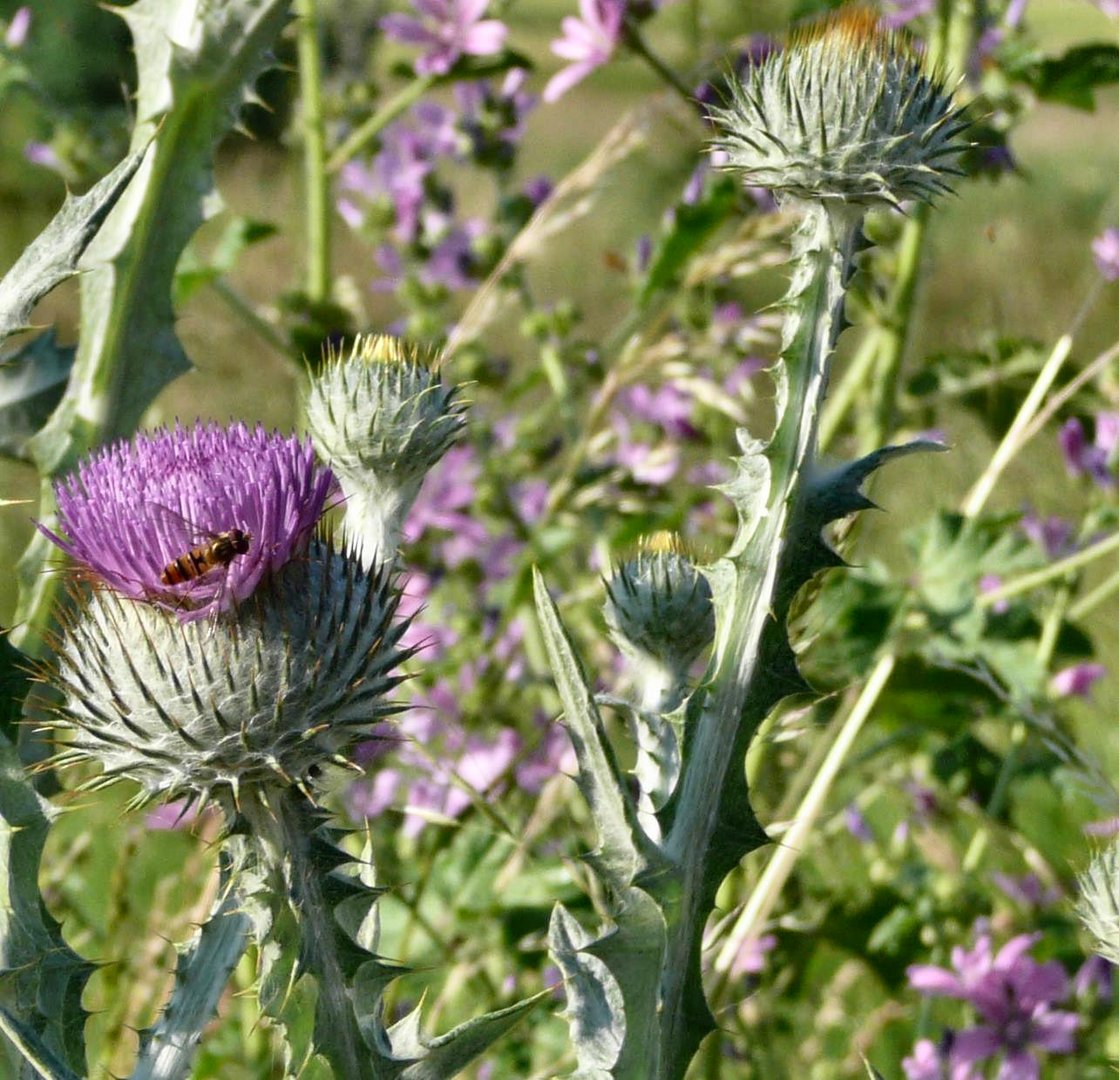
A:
[{"xmin": 42, "ymin": 422, "xmax": 336, "ymax": 622}]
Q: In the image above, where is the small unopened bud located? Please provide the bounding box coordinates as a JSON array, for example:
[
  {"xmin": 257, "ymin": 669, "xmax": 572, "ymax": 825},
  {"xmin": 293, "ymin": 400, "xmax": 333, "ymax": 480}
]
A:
[
  {"xmin": 1078, "ymin": 844, "xmax": 1119, "ymax": 967},
  {"xmin": 711, "ymin": 7, "xmax": 968, "ymax": 208},
  {"xmin": 304, "ymin": 335, "xmax": 467, "ymax": 565},
  {"xmin": 604, "ymin": 533, "xmax": 714, "ymax": 713}
]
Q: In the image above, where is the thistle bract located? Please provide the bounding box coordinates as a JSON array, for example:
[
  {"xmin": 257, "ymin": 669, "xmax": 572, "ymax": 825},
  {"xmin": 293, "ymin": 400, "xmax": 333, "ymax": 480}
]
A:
[
  {"xmin": 711, "ymin": 8, "xmax": 968, "ymax": 207},
  {"xmin": 43, "ymin": 422, "xmax": 335, "ymax": 622},
  {"xmin": 305, "ymin": 334, "xmax": 466, "ymax": 564},
  {"xmin": 49, "ymin": 538, "xmax": 410, "ymax": 807}
]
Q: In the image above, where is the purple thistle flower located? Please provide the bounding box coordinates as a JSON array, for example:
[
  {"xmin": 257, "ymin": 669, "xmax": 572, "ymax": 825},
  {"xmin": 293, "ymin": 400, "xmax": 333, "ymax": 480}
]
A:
[
  {"xmin": 1092, "ymin": 227, "xmax": 1119, "ymax": 282},
  {"xmin": 43, "ymin": 422, "xmax": 334, "ymax": 623},
  {"xmin": 844, "ymin": 804, "xmax": 874, "ymax": 843},
  {"xmin": 1049, "ymin": 662, "xmax": 1106, "ymax": 699},
  {"xmin": 991, "ymin": 872, "xmax": 1062, "ymax": 909},
  {"xmin": 907, "ymin": 931, "xmax": 1079, "ymax": 1078},
  {"xmin": 523, "ymin": 175, "xmax": 554, "ymax": 207},
  {"xmin": 1084, "ymin": 815, "xmax": 1119, "ymax": 837},
  {"xmin": 542, "ymin": 0, "xmax": 625, "ymax": 103},
  {"xmin": 24, "ymin": 141, "xmax": 62, "ymax": 173},
  {"xmin": 1058, "ymin": 415, "xmax": 1118, "ymax": 488},
  {"xmin": 381, "ymin": 0, "xmax": 508, "ymax": 76}
]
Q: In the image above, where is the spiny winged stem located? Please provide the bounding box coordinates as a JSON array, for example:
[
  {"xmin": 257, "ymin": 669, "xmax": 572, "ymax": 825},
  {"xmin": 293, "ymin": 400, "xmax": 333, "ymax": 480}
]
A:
[
  {"xmin": 538, "ymin": 11, "xmax": 968, "ymax": 1077},
  {"xmin": 658, "ymin": 204, "xmax": 861, "ymax": 1069},
  {"xmin": 237, "ymin": 789, "xmax": 374, "ymax": 1078}
]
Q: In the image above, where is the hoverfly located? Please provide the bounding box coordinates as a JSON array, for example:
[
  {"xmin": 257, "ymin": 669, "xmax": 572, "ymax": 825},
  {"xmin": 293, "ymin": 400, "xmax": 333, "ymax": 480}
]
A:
[{"xmin": 159, "ymin": 527, "xmax": 252, "ymax": 587}]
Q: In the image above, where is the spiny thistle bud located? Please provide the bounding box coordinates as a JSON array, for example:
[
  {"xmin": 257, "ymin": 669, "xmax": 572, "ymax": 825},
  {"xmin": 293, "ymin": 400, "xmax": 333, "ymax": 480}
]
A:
[
  {"xmin": 48, "ymin": 541, "xmax": 409, "ymax": 809},
  {"xmin": 1078, "ymin": 843, "xmax": 1119, "ymax": 967},
  {"xmin": 604, "ymin": 533, "xmax": 714, "ymax": 714},
  {"xmin": 710, "ymin": 7, "xmax": 969, "ymax": 208},
  {"xmin": 39, "ymin": 424, "xmax": 410, "ymax": 811},
  {"xmin": 304, "ymin": 334, "xmax": 467, "ymax": 565}
]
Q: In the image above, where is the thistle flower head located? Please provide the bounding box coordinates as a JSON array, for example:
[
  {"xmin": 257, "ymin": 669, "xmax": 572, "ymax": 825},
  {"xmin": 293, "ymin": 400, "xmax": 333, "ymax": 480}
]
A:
[
  {"xmin": 43, "ymin": 422, "xmax": 335, "ymax": 623},
  {"xmin": 604, "ymin": 533, "xmax": 714, "ymax": 712},
  {"xmin": 48, "ymin": 537, "xmax": 410, "ymax": 810},
  {"xmin": 710, "ymin": 7, "xmax": 969, "ymax": 207},
  {"xmin": 304, "ymin": 334, "xmax": 467, "ymax": 562}
]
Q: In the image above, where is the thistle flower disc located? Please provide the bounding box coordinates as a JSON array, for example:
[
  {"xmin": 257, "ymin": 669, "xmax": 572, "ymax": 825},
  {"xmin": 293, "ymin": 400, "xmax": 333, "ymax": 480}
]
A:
[
  {"xmin": 43, "ymin": 422, "xmax": 335, "ymax": 622},
  {"xmin": 49, "ymin": 538, "xmax": 411, "ymax": 805},
  {"xmin": 711, "ymin": 8, "xmax": 969, "ymax": 207}
]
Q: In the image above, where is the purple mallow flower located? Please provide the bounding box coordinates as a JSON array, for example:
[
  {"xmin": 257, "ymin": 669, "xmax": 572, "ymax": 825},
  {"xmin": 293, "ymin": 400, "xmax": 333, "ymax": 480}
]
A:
[
  {"xmin": 381, "ymin": 0, "xmax": 508, "ymax": 77},
  {"xmin": 1092, "ymin": 227, "xmax": 1119, "ymax": 282},
  {"xmin": 1059, "ymin": 414, "xmax": 1119, "ymax": 488},
  {"xmin": 543, "ymin": 0, "xmax": 625, "ymax": 103},
  {"xmin": 5, "ymin": 6, "xmax": 30, "ymax": 47},
  {"xmin": 43, "ymin": 422, "xmax": 334, "ymax": 623},
  {"xmin": 881, "ymin": 0, "xmax": 935, "ymax": 28},
  {"xmin": 906, "ymin": 930, "xmax": 1078, "ymax": 1078},
  {"xmin": 1019, "ymin": 510, "xmax": 1076, "ymax": 560},
  {"xmin": 1050, "ymin": 662, "xmax": 1106, "ymax": 699}
]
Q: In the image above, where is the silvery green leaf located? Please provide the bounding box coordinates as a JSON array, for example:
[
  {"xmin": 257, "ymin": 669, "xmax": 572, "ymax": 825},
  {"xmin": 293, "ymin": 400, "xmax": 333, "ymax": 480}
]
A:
[
  {"xmin": 549, "ymin": 904, "xmax": 625, "ymax": 1075},
  {"xmin": 0, "ymin": 332, "xmax": 73, "ymax": 462},
  {"xmin": 394, "ymin": 994, "xmax": 548, "ymax": 1080},
  {"xmin": 0, "ymin": 738, "xmax": 94, "ymax": 1076},
  {"xmin": 132, "ymin": 877, "xmax": 250, "ymax": 1080},
  {"xmin": 12, "ymin": 0, "xmax": 289, "ymax": 661},
  {"xmin": 28, "ymin": 0, "xmax": 290, "ymax": 479},
  {"xmin": 0, "ymin": 1006, "xmax": 82, "ymax": 1080},
  {"xmin": 0, "ymin": 148, "xmax": 145, "ymax": 342}
]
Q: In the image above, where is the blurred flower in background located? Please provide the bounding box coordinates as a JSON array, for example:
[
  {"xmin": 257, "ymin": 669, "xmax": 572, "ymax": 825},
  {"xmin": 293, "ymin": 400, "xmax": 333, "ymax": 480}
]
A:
[
  {"xmin": 381, "ymin": 0, "xmax": 508, "ymax": 76},
  {"xmin": 543, "ymin": 0, "xmax": 625, "ymax": 102},
  {"xmin": 906, "ymin": 929, "xmax": 1079, "ymax": 1078}
]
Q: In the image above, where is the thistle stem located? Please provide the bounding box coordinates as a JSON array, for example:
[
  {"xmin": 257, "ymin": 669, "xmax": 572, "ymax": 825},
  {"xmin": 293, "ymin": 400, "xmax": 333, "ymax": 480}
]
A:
[
  {"xmin": 240, "ymin": 789, "xmax": 374, "ymax": 1080},
  {"xmin": 296, "ymin": 0, "xmax": 331, "ymax": 304},
  {"xmin": 660, "ymin": 204, "xmax": 863, "ymax": 1075}
]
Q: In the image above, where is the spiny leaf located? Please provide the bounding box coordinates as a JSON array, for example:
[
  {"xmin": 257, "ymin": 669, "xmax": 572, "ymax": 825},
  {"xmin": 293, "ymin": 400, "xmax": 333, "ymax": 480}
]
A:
[
  {"xmin": 0, "ymin": 148, "xmax": 146, "ymax": 342},
  {"xmin": 132, "ymin": 873, "xmax": 250, "ymax": 1080},
  {"xmin": 0, "ymin": 738, "xmax": 95, "ymax": 1075},
  {"xmin": 0, "ymin": 332, "xmax": 73, "ymax": 463},
  {"xmin": 395, "ymin": 993, "xmax": 548, "ymax": 1080},
  {"xmin": 549, "ymin": 904, "xmax": 626, "ymax": 1074}
]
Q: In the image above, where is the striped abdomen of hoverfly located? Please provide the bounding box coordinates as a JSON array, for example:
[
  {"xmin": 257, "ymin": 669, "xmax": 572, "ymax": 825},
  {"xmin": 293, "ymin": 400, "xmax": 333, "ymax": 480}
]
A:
[{"xmin": 159, "ymin": 528, "xmax": 252, "ymax": 586}]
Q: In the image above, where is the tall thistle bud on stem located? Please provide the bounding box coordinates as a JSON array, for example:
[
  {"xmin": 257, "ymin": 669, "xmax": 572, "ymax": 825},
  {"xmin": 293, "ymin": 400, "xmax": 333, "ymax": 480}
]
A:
[
  {"xmin": 535, "ymin": 11, "xmax": 968, "ymax": 1079},
  {"xmin": 304, "ymin": 334, "xmax": 467, "ymax": 567},
  {"xmin": 604, "ymin": 533, "xmax": 713, "ymax": 837},
  {"xmin": 604, "ymin": 533, "xmax": 714, "ymax": 715}
]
